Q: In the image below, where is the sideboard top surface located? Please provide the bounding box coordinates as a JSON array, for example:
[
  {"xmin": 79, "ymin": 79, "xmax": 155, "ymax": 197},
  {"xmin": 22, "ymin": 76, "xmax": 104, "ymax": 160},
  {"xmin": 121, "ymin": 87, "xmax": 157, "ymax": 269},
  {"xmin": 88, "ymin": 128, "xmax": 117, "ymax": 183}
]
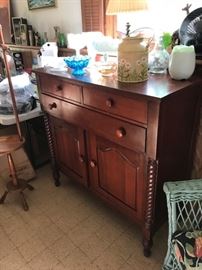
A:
[{"xmin": 34, "ymin": 67, "xmax": 202, "ymax": 100}]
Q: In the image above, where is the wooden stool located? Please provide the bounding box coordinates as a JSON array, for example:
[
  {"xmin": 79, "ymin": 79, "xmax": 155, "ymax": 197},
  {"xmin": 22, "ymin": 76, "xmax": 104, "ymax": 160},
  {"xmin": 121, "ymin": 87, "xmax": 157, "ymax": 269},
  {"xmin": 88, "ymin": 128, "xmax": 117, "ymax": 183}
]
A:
[{"xmin": 0, "ymin": 135, "xmax": 34, "ymax": 211}]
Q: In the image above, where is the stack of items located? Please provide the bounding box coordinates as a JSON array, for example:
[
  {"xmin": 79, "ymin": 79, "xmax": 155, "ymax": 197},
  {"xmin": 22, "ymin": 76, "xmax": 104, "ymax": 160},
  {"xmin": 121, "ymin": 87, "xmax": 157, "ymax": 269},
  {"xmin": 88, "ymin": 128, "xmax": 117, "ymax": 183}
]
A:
[{"xmin": 0, "ymin": 73, "xmax": 36, "ymax": 114}]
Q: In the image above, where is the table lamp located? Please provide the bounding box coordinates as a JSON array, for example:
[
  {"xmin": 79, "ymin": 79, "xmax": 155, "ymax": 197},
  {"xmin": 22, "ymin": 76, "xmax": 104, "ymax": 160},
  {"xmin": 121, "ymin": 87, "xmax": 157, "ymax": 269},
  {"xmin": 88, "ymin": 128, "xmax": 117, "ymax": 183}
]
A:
[
  {"xmin": 106, "ymin": 0, "xmax": 148, "ymax": 36},
  {"xmin": 106, "ymin": 0, "xmax": 149, "ymax": 83}
]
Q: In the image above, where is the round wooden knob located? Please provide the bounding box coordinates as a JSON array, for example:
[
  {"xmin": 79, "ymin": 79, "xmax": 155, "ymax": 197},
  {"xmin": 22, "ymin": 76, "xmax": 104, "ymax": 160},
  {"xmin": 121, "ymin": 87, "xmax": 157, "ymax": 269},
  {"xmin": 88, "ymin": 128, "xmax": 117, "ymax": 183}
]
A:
[
  {"xmin": 106, "ymin": 98, "xmax": 113, "ymax": 108},
  {"xmin": 116, "ymin": 127, "xmax": 126, "ymax": 138},
  {"xmin": 79, "ymin": 155, "xmax": 85, "ymax": 163},
  {"xmin": 56, "ymin": 85, "xmax": 63, "ymax": 91},
  {"xmin": 90, "ymin": 160, "xmax": 96, "ymax": 168},
  {"xmin": 48, "ymin": 102, "xmax": 57, "ymax": 110}
]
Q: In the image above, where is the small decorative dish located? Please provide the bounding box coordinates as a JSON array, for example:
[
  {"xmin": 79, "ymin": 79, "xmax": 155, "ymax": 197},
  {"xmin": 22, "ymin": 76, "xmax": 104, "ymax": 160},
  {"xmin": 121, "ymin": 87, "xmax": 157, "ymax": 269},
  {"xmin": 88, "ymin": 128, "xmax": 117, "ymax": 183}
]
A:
[
  {"xmin": 97, "ymin": 62, "xmax": 117, "ymax": 77},
  {"xmin": 64, "ymin": 55, "xmax": 90, "ymax": 76}
]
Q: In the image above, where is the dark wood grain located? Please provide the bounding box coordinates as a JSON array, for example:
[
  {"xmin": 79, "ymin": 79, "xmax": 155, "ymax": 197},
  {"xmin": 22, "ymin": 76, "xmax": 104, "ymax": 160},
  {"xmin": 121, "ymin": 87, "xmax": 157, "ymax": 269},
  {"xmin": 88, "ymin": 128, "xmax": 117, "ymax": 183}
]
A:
[
  {"xmin": 34, "ymin": 67, "xmax": 199, "ymax": 100},
  {"xmin": 34, "ymin": 67, "xmax": 202, "ymax": 256},
  {"xmin": 44, "ymin": 113, "xmax": 60, "ymax": 186}
]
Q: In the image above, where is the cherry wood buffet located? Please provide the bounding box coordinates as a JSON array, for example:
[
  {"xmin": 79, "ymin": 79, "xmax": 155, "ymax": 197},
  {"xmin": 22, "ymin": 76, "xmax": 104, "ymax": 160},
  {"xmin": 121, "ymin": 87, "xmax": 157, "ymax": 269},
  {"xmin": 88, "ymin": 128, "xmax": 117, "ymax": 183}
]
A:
[{"xmin": 34, "ymin": 67, "xmax": 201, "ymax": 256}]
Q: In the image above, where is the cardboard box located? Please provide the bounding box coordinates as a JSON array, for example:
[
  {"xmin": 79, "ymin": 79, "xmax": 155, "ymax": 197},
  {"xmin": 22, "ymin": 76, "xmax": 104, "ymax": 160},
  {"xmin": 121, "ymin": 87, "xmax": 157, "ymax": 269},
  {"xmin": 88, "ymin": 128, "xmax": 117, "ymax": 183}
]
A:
[
  {"xmin": 0, "ymin": 147, "xmax": 36, "ymax": 182},
  {"xmin": 0, "ymin": 125, "xmax": 36, "ymax": 182}
]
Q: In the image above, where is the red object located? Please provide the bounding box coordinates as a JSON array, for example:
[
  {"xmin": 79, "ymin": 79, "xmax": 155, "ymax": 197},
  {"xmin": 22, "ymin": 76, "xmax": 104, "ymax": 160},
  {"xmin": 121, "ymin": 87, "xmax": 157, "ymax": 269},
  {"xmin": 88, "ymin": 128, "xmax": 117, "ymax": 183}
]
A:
[
  {"xmin": 195, "ymin": 237, "xmax": 202, "ymax": 258},
  {"xmin": 95, "ymin": 54, "xmax": 102, "ymax": 62}
]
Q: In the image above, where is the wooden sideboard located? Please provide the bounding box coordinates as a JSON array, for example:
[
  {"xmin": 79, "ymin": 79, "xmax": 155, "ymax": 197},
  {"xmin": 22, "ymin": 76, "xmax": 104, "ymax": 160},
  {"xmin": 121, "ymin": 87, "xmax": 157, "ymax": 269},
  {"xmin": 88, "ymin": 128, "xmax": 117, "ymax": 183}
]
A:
[{"xmin": 34, "ymin": 67, "xmax": 202, "ymax": 256}]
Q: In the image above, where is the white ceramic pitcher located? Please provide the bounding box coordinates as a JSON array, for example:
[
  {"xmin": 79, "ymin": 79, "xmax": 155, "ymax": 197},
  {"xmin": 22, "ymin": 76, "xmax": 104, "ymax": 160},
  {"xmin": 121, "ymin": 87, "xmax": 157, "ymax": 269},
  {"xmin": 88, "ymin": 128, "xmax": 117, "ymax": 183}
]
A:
[{"xmin": 168, "ymin": 45, "xmax": 196, "ymax": 80}]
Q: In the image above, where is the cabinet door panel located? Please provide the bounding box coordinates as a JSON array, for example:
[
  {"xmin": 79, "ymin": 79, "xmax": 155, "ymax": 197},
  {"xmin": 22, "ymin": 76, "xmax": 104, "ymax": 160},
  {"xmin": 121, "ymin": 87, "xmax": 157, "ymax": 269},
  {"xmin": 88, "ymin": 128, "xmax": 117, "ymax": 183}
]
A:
[
  {"xmin": 88, "ymin": 134, "xmax": 146, "ymax": 220},
  {"xmin": 51, "ymin": 117, "xmax": 88, "ymax": 186},
  {"xmin": 98, "ymin": 147, "xmax": 138, "ymax": 209}
]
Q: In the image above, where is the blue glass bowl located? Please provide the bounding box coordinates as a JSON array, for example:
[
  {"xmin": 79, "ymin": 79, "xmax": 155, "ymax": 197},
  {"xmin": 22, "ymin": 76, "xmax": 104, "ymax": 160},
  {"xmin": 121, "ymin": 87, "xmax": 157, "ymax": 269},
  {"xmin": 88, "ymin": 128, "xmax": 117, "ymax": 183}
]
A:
[{"xmin": 64, "ymin": 55, "xmax": 90, "ymax": 76}]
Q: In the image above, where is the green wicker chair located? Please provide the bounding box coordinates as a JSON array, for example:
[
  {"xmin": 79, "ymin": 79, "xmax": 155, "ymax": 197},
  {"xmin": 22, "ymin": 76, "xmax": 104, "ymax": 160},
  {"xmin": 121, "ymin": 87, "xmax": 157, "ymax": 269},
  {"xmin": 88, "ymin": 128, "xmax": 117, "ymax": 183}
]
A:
[{"xmin": 163, "ymin": 179, "xmax": 202, "ymax": 270}]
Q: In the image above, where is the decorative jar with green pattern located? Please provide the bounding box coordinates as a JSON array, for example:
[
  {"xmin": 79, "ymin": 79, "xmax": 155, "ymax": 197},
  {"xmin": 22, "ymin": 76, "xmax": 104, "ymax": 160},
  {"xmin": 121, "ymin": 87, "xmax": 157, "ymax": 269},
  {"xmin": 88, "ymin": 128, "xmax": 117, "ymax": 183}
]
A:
[{"xmin": 118, "ymin": 37, "xmax": 149, "ymax": 83}]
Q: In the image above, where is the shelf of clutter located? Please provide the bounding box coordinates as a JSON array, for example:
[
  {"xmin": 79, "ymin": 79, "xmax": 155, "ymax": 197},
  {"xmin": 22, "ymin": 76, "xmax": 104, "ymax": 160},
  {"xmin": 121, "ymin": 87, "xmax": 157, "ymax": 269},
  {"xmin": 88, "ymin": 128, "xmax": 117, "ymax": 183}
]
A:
[{"xmin": 5, "ymin": 44, "xmax": 88, "ymax": 71}]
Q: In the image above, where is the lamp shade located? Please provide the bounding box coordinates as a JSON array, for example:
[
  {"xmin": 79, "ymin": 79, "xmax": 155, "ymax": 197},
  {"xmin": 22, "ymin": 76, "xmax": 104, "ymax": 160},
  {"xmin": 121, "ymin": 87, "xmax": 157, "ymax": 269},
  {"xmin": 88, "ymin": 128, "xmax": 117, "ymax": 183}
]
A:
[{"xmin": 106, "ymin": 0, "xmax": 148, "ymax": 15}]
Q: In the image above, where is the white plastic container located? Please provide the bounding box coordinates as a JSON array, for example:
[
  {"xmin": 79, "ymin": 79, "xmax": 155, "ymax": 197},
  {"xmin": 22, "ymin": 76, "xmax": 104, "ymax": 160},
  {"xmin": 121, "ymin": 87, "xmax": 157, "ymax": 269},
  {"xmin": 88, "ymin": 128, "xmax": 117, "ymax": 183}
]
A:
[
  {"xmin": 40, "ymin": 42, "xmax": 58, "ymax": 57},
  {"xmin": 168, "ymin": 45, "xmax": 195, "ymax": 80}
]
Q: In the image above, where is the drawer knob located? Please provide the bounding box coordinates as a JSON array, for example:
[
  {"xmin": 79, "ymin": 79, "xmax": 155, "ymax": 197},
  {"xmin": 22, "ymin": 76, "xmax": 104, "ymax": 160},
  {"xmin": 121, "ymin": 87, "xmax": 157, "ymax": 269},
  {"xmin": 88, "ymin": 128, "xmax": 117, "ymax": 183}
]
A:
[
  {"xmin": 106, "ymin": 98, "xmax": 114, "ymax": 108},
  {"xmin": 90, "ymin": 160, "xmax": 97, "ymax": 168},
  {"xmin": 48, "ymin": 102, "xmax": 57, "ymax": 110},
  {"xmin": 56, "ymin": 85, "xmax": 63, "ymax": 91},
  {"xmin": 116, "ymin": 127, "xmax": 126, "ymax": 138},
  {"xmin": 79, "ymin": 155, "xmax": 85, "ymax": 163}
]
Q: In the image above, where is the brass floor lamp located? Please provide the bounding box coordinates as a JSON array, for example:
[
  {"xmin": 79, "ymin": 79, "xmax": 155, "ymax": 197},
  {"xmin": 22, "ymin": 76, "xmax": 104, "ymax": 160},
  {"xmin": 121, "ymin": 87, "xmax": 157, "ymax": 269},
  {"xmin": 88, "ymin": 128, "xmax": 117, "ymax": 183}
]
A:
[{"xmin": 0, "ymin": 25, "xmax": 34, "ymax": 211}]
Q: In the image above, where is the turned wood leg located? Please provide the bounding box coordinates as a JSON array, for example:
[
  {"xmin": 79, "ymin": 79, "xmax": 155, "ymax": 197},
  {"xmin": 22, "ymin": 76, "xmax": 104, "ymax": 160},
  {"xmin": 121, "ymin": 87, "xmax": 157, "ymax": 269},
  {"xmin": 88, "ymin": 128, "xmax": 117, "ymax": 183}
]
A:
[
  {"xmin": 143, "ymin": 158, "xmax": 158, "ymax": 257},
  {"xmin": 44, "ymin": 114, "xmax": 60, "ymax": 186},
  {"xmin": 20, "ymin": 191, "xmax": 29, "ymax": 211},
  {"xmin": 0, "ymin": 190, "xmax": 9, "ymax": 204},
  {"xmin": 53, "ymin": 170, "xmax": 60, "ymax": 186},
  {"xmin": 7, "ymin": 153, "xmax": 18, "ymax": 186},
  {"xmin": 143, "ymin": 238, "xmax": 153, "ymax": 257}
]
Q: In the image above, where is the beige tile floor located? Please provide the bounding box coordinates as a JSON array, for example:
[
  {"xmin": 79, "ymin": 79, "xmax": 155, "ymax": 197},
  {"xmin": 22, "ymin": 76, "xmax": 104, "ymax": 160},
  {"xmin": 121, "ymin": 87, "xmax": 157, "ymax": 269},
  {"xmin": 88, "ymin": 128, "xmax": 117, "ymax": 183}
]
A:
[{"xmin": 0, "ymin": 164, "xmax": 168, "ymax": 270}]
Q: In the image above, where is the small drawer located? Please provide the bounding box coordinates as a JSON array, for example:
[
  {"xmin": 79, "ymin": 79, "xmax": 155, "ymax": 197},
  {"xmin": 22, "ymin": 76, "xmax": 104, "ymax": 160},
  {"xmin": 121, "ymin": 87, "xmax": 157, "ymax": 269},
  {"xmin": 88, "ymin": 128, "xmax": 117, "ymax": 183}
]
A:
[
  {"xmin": 89, "ymin": 114, "xmax": 146, "ymax": 152},
  {"xmin": 83, "ymin": 87, "xmax": 147, "ymax": 124},
  {"xmin": 39, "ymin": 75, "xmax": 82, "ymax": 103},
  {"xmin": 41, "ymin": 94, "xmax": 146, "ymax": 152},
  {"xmin": 41, "ymin": 94, "xmax": 62, "ymax": 119}
]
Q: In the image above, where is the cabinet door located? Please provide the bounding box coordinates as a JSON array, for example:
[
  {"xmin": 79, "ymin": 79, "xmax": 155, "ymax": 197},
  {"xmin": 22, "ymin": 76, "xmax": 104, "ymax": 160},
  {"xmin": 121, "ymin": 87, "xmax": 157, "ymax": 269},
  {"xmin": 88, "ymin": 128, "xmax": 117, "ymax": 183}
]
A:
[
  {"xmin": 50, "ymin": 117, "xmax": 88, "ymax": 186},
  {"xmin": 88, "ymin": 133, "xmax": 146, "ymax": 221}
]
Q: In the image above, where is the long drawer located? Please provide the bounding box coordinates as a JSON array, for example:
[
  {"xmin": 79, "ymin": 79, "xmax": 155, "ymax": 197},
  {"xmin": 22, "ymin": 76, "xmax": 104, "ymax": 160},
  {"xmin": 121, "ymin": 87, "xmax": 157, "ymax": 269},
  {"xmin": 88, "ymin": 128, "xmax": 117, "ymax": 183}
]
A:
[
  {"xmin": 39, "ymin": 75, "xmax": 82, "ymax": 103},
  {"xmin": 41, "ymin": 94, "xmax": 146, "ymax": 152},
  {"xmin": 83, "ymin": 86, "xmax": 148, "ymax": 124}
]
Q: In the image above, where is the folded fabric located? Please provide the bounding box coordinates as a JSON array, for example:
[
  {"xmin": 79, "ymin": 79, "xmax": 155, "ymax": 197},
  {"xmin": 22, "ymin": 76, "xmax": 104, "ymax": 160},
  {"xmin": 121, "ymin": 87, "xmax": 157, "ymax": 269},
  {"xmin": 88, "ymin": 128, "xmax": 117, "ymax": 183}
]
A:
[
  {"xmin": 0, "ymin": 73, "xmax": 36, "ymax": 114},
  {"xmin": 172, "ymin": 230, "xmax": 202, "ymax": 270}
]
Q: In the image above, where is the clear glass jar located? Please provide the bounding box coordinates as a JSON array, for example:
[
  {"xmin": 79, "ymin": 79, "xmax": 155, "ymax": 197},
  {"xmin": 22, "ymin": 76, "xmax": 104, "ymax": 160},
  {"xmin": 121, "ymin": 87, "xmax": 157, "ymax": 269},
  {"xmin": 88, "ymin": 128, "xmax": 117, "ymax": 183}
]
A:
[{"xmin": 149, "ymin": 36, "xmax": 170, "ymax": 74}]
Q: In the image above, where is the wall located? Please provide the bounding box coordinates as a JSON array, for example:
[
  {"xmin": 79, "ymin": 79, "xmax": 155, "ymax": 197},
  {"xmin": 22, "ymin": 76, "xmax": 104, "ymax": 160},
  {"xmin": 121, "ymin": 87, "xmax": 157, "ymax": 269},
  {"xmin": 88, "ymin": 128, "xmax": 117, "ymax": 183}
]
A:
[
  {"xmin": 11, "ymin": 0, "xmax": 82, "ymax": 41},
  {"xmin": 117, "ymin": 0, "xmax": 202, "ymax": 34},
  {"xmin": 11, "ymin": 0, "xmax": 202, "ymax": 44}
]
